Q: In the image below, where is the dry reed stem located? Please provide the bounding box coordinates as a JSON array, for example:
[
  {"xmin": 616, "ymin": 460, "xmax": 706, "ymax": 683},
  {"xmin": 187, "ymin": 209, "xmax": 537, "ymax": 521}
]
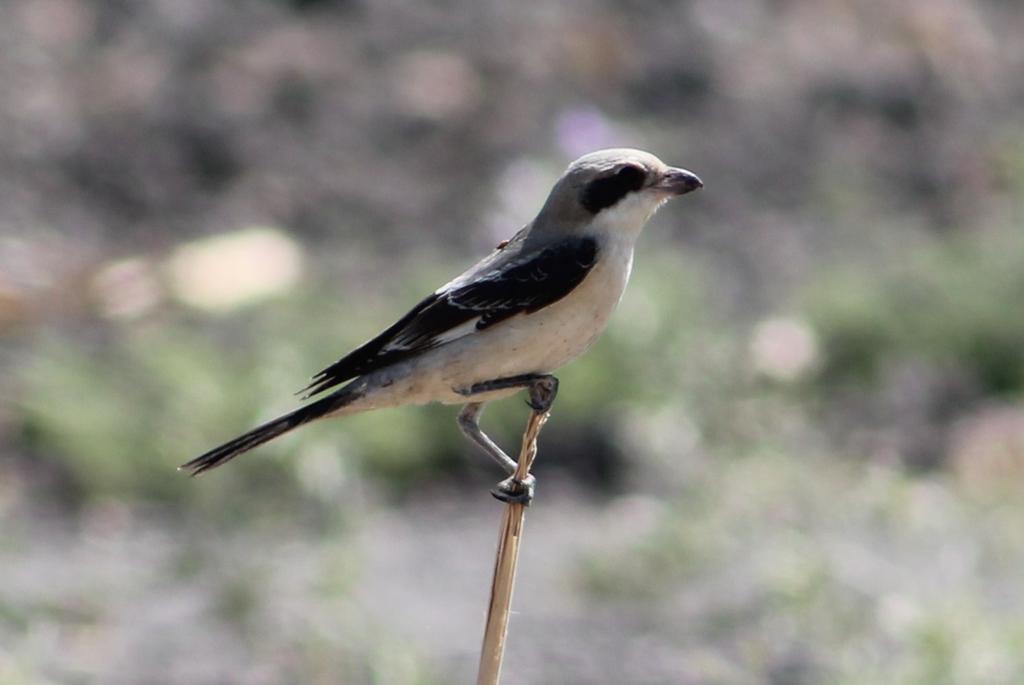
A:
[{"xmin": 476, "ymin": 408, "xmax": 550, "ymax": 685}]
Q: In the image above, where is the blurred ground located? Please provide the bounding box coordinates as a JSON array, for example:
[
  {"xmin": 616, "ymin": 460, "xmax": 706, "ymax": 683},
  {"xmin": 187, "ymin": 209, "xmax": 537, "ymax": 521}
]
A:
[{"xmin": 3, "ymin": 0, "xmax": 1024, "ymax": 683}]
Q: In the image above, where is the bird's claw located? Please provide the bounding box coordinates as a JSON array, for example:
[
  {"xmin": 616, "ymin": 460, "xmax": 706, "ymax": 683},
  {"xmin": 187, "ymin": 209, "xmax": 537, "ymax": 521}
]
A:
[
  {"xmin": 491, "ymin": 474, "xmax": 535, "ymax": 505},
  {"xmin": 526, "ymin": 377, "xmax": 558, "ymax": 413}
]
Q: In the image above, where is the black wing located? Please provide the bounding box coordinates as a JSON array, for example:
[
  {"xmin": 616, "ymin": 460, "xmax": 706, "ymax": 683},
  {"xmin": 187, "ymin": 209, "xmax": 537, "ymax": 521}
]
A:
[{"xmin": 300, "ymin": 236, "xmax": 598, "ymax": 397}]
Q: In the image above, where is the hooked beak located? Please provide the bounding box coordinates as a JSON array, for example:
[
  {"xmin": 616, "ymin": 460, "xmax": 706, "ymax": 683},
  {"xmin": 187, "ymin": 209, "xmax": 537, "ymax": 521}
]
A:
[{"xmin": 655, "ymin": 167, "xmax": 703, "ymax": 195}]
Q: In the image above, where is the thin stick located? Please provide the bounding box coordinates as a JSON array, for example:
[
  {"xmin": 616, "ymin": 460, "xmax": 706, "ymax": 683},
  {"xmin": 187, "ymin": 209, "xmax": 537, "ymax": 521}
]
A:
[{"xmin": 476, "ymin": 409, "xmax": 549, "ymax": 685}]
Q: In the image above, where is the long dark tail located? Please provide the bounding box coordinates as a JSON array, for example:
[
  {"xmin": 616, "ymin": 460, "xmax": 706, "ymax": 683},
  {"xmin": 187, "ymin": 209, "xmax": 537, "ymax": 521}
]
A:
[{"xmin": 180, "ymin": 389, "xmax": 360, "ymax": 476}]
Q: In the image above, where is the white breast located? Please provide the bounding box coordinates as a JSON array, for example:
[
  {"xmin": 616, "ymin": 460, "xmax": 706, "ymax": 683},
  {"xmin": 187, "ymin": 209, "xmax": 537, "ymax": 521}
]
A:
[{"xmin": 480, "ymin": 192, "xmax": 667, "ymax": 371}]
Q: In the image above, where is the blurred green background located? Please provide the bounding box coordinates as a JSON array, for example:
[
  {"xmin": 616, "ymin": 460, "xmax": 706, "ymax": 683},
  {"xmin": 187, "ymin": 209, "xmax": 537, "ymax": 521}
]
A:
[{"xmin": 3, "ymin": 1, "xmax": 1024, "ymax": 683}]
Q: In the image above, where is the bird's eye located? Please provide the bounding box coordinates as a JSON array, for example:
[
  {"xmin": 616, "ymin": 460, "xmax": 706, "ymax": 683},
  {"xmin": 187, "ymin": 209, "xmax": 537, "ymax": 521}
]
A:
[{"xmin": 579, "ymin": 165, "xmax": 647, "ymax": 213}]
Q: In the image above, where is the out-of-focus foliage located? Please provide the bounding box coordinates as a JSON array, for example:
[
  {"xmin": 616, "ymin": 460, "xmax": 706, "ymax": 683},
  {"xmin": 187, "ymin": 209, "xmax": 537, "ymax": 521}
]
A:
[
  {"xmin": 3, "ymin": 0, "xmax": 1024, "ymax": 683},
  {"xmin": 578, "ymin": 450, "xmax": 1024, "ymax": 685},
  {"xmin": 808, "ymin": 228, "xmax": 1024, "ymax": 394},
  {"xmin": 14, "ymin": 245, "xmax": 712, "ymax": 506}
]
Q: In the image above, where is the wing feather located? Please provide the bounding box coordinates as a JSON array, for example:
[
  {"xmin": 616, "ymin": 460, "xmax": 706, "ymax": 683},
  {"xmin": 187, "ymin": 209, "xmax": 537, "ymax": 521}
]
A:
[{"xmin": 299, "ymin": 236, "xmax": 598, "ymax": 398}]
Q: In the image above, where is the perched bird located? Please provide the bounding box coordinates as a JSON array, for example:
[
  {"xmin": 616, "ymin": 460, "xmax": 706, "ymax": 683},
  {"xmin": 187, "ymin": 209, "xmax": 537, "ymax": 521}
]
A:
[{"xmin": 181, "ymin": 148, "xmax": 702, "ymax": 502}]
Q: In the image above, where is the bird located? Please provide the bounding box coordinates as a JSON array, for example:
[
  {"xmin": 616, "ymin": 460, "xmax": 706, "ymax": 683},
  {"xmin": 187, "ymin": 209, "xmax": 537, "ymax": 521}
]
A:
[{"xmin": 181, "ymin": 148, "xmax": 702, "ymax": 503}]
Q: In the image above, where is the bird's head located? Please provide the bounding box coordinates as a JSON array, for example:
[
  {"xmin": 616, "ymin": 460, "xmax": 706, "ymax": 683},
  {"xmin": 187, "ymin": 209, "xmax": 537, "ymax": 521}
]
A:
[{"xmin": 534, "ymin": 148, "xmax": 702, "ymax": 238}]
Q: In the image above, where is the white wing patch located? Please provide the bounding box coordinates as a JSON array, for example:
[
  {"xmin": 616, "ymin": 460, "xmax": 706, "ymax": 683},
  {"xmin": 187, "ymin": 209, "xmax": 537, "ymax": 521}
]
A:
[
  {"xmin": 431, "ymin": 317, "xmax": 483, "ymax": 345},
  {"xmin": 381, "ymin": 315, "xmax": 482, "ymax": 352}
]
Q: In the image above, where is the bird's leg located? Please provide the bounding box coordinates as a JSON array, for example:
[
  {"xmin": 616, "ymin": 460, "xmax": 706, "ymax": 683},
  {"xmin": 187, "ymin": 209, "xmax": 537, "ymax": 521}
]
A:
[
  {"xmin": 455, "ymin": 374, "xmax": 558, "ymax": 504},
  {"xmin": 457, "ymin": 402, "xmax": 517, "ymax": 473},
  {"xmin": 460, "ymin": 373, "xmax": 559, "ymax": 413},
  {"xmin": 457, "ymin": 401, "xmax": 534, "ymax": 504}
]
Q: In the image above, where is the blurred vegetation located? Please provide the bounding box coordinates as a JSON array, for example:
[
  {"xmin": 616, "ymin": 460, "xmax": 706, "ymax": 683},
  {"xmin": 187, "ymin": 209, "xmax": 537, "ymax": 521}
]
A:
[
  {"xmin": 2, "ymin": 0, "xmax": 1024, "ymax": 682},
  {"xmin": 13, "ymin": 245, "xmax": 712, "ymax": 507},
  {"xmin": 808, "ymin": 227, "xmax": 1024, "ymax": 395},
  {"xmin": 577, "ymin": 449, "xmax": 1024, "ymax": 685}
]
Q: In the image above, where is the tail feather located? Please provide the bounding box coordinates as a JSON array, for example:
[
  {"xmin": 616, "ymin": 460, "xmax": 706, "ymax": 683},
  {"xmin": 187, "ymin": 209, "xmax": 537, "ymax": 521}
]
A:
[{"xmin": 180, "ymin": 389, "xmax": 359, "ymax": 476}]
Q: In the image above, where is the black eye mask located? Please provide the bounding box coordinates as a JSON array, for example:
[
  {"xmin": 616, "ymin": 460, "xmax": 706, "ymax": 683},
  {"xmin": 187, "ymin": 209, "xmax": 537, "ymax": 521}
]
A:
[{"xmin": 579, "ymin": 165, "xmax": 647, "ymax": 214}]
